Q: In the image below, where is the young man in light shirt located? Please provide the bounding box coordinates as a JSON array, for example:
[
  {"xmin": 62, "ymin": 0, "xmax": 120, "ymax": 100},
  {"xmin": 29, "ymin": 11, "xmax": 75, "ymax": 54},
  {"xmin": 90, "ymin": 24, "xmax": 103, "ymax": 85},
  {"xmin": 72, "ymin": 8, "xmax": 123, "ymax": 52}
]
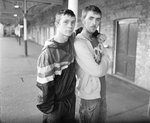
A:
[{"xmin": 74, "ymin": 5, "xmax": 110, "ymax": 123}]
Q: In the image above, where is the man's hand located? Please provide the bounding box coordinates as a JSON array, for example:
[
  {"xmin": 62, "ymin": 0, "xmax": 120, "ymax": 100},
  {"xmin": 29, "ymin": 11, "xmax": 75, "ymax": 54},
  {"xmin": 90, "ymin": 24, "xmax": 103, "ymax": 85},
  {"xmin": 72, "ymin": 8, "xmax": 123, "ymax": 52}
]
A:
[
  {"xmin": 37, "ymin": 89, "xmax": 43, "ymax": 104},
  {"xmin": 97, "ymin": 33, "xmax": 107, "ymax": 43}
]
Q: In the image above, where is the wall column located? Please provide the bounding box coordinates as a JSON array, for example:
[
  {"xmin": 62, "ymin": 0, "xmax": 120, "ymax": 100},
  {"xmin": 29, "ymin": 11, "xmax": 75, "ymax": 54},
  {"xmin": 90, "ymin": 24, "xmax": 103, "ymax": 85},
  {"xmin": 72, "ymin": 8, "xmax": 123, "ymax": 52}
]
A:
[{"xmin": 68, "ymin": 0, "xmax": 78, "ymax": 28}]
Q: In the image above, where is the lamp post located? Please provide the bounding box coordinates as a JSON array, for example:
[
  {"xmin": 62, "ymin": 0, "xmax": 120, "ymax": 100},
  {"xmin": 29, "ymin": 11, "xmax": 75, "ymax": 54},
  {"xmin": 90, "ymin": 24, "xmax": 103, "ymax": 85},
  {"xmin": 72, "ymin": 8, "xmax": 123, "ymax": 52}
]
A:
[
  {"xmin": 14, "ymin": 0, "xmax": 54, "ymax": 56},
  {"xmin": 23, "ymin": 0, "xmax": 28, "ymax": 56},
  {"xmin": 14, "ymin": 0, "xmax": 28, "ymax": 56}
]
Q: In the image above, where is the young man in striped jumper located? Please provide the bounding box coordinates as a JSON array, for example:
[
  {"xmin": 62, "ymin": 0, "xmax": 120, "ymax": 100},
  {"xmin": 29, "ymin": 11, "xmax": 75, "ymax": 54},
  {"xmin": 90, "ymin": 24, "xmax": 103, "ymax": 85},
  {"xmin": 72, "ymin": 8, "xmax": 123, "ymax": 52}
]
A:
[{"xmin": 36, "ymin": 9, "xmax": 76, "ymax": 123}]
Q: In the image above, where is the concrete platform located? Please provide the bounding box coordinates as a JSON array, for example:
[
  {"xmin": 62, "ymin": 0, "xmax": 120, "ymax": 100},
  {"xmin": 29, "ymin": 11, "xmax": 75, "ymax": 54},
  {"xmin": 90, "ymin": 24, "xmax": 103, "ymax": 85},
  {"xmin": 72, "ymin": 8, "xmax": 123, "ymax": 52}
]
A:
[
  {"xmin": 0, "ymin": 37, "xmax": 150, "ymax": 123},
  {"xmin": 106, "ymin": 75, "xmax": 150, "ymax": 123}
]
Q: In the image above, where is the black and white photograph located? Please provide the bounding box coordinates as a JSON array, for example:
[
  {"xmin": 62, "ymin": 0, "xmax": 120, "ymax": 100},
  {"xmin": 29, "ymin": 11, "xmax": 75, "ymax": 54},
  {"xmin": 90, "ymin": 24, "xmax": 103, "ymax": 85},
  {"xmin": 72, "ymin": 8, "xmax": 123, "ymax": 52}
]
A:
[{"xmin": 0, "ymin": 0, "xmax": 150, "ymax": 123}]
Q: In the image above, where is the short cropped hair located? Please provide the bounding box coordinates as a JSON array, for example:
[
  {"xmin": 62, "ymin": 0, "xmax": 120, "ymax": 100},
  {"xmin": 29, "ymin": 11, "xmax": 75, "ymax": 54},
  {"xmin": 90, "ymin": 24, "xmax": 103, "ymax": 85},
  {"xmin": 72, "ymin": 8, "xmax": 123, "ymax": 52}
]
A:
[
  {"xmin": 55, "ymin": 9, "xmax": 76, "ymax": 23},
  {"xmin": 81, "ymin": 5, "xmax": 102, "ymax": 19}
]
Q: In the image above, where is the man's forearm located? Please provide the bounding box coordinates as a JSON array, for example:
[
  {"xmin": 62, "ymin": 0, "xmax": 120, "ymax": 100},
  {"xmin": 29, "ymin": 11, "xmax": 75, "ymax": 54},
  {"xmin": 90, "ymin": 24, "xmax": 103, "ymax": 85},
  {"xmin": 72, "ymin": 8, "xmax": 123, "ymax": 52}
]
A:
[{"xmin": 36, "ymin": 82, "xmax": 55, "ymax": 114}]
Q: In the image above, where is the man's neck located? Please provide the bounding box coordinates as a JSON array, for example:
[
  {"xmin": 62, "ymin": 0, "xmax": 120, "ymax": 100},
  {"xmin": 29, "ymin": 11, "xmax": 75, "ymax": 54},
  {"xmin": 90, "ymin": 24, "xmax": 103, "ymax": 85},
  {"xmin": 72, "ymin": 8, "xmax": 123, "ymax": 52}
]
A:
[
  {"xmin": 81, "ymin": 28, "xmax": 93, "ymax": 41},
  {"xmin": 54, "ymin": 33, "xmax": 69, "ymax": 43}
]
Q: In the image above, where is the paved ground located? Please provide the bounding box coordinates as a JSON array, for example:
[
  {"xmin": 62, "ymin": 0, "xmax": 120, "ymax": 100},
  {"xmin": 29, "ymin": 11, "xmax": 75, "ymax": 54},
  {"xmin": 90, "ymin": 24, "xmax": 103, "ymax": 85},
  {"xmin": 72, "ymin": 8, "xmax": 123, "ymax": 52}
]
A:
[
  {"xmin": 106, "ymin": 75, "xmax": 150, "ymax": 123},
  {"xmin": 0, "ymin": 37, "xmax": 150, "ymax": 123},
  {"xmin": 0, "ymin": 37, "xmax": 42, "ymax": 123}
]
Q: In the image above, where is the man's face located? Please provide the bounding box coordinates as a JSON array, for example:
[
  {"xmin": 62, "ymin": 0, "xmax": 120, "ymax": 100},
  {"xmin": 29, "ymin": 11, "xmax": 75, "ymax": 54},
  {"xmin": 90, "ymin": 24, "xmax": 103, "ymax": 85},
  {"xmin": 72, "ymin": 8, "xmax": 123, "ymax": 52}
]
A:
[
  {"xmin": 83, "ymin": 11, "xmax": 101, "ymax": 33},
  {"xmin": 57, "ymin": 14, "xmax": 76, "ymax": 37}
]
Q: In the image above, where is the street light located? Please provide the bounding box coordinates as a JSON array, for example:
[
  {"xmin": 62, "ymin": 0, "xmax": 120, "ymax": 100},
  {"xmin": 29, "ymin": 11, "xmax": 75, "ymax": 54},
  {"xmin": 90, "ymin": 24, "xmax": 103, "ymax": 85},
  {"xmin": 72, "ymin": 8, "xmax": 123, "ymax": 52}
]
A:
[
  {"xmin": 13, "ymin": 14, "xmax": 18, "ymax": 17},
  {"xmin": 14, "ymin": 5, "xmax": 19, "ymax": 9}
]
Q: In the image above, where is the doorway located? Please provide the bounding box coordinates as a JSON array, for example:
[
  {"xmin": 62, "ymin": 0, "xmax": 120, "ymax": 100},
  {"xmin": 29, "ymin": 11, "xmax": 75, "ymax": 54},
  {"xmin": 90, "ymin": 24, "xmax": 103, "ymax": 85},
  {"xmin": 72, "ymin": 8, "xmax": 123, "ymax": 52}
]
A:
[{"xmin": 115, "ymin": 18, "xmax": 138, "ymax": 81}]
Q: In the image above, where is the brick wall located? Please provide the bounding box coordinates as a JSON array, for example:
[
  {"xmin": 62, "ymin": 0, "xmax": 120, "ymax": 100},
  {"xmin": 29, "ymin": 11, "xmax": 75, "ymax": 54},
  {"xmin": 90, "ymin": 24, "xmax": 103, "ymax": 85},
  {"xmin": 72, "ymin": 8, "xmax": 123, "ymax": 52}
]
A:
[
  {"xmin": 135, "ymin": 19, "xmax": 150, "ymax": 89},
  {"xmin": 28, "ymin": 0, "xmax": 150, "ymax": 90},
  {"xmin": 77, "ymin": 0, "xmax": 150, "ymax": 90}
]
